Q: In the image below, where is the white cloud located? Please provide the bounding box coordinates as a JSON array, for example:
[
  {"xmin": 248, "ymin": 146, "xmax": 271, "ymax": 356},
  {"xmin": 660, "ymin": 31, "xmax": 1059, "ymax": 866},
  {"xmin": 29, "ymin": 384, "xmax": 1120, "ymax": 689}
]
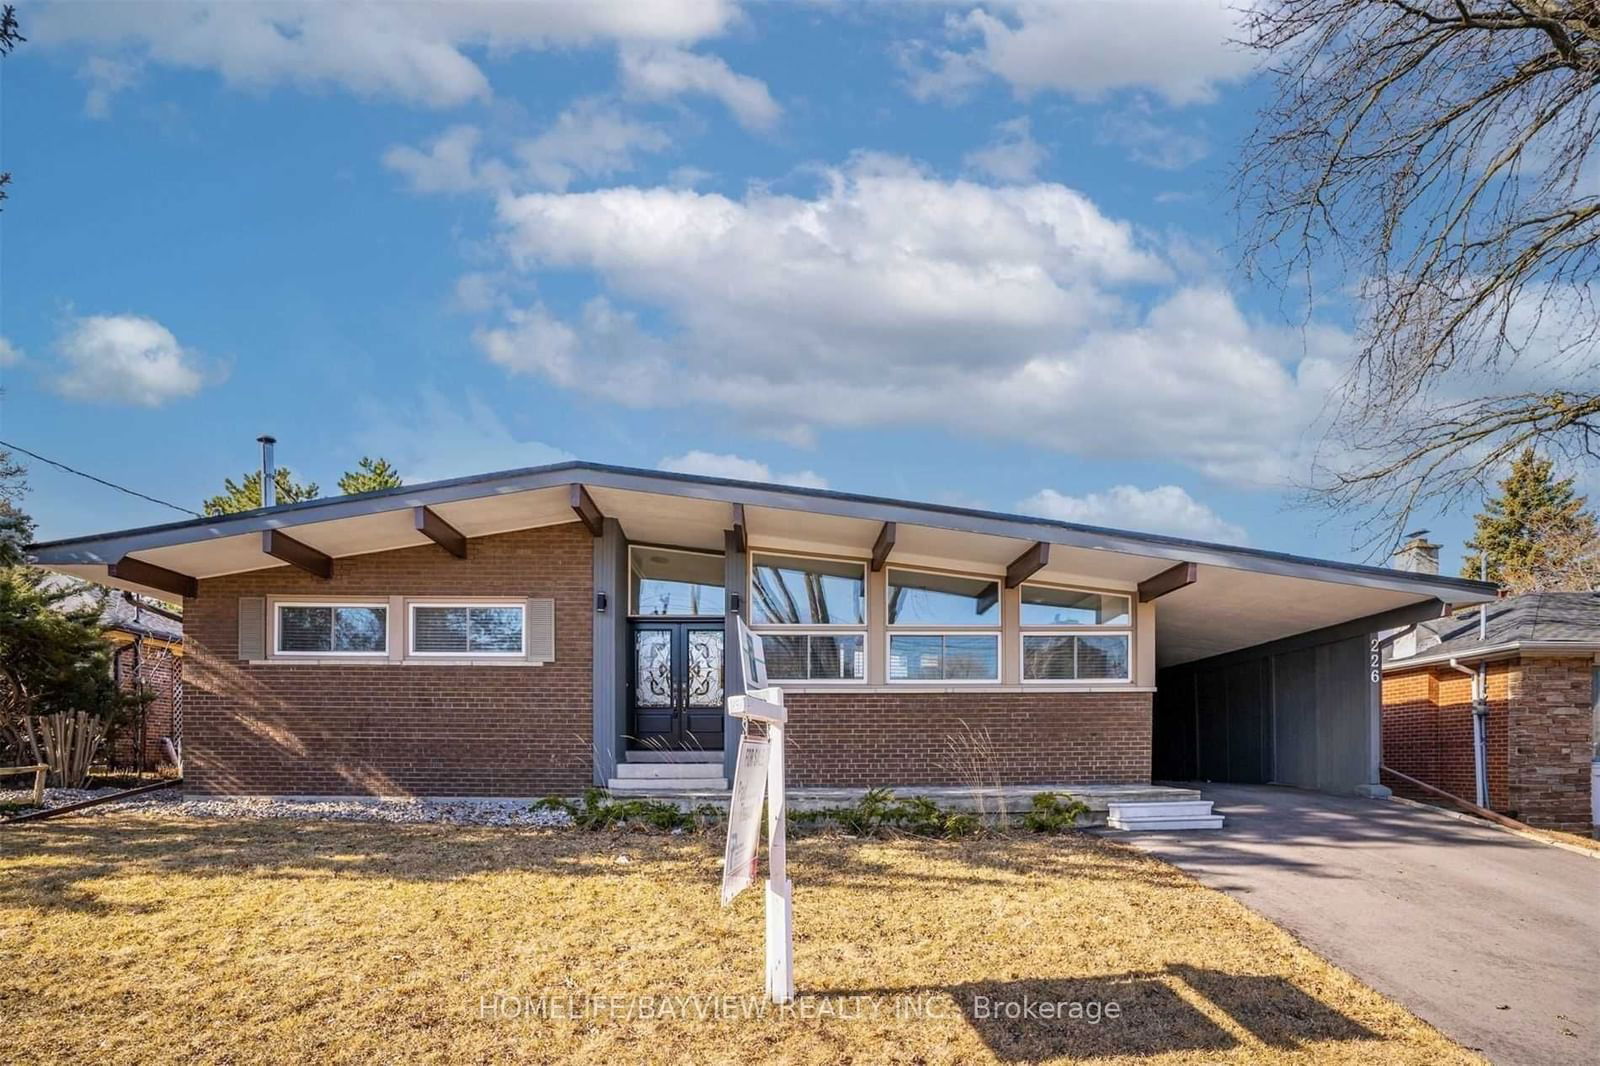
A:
[
  {"xmin": 470, "ymin": 156, "xmax": 1339, "ymax": 485},
  {"xmin": 659, "ymin": 451, "xmax": 828, "ymax": 489},
  {"xmin": 36, "ymin": 0, "xmax": 739, "ymax": 111},
  {"xmin": 351, "ymin": 388, "xmax": 572, "ymax": 485},
  {"xmin": 907, "ymin": 1, "xmax": 1255, "ymax": 106},
  {"xmin": 0, "ymin": 336, "xmax": 22, "ymax": 367},
  {"xmin": 1098, "ymin": 111, "xmax": 1209, "ymax": 170},
  {"xmin": 963, "ymin": 117, "xmax": 1047, "ymax": 182},
  {"xmin": 52, "ymin": 314, "xmax": 211, "ymax": 407},
  {"xmin": 385, "ymin": 102, "xmax": 670, "ymax": 195},
  {"xmin": 619, "ymin": 45, "xmax": 780, "ymax": 131},
  {"xmin": 1020, "ymin": 484, "xmax": 1248, "ymax": 543},
  {"xmin": 79, "ymin": 55, "xmax": 141, "ymax": 118}
]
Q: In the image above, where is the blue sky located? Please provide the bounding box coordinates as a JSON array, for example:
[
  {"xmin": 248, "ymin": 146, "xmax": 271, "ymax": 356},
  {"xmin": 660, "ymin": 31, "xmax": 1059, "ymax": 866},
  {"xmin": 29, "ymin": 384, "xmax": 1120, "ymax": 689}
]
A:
[{"xmin": 1, "ymin": 1, "xmax": 1480, "ymax": 568}]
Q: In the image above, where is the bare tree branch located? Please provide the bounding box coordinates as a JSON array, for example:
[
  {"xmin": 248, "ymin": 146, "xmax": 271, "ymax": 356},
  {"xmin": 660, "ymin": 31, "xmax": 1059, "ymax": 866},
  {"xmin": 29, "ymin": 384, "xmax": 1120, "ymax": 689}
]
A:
[{"xmin": 1238, "ymin": 1, "xmax": 1600, "ymax": 552}]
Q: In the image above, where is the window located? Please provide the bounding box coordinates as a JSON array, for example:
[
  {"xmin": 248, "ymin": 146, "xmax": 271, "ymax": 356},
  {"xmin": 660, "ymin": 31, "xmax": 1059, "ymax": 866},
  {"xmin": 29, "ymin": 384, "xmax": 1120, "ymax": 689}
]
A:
[
  {"xmin": 1020, "ymin": 586, "xmax": 1130, "ymax": 627},
  {"xmin": 1019, "ymin": 582, "xmax": 1133, "ymax": 682},
  {"xmin": 885, "ymin": 569, "xmax": 1001, "ymax": 682},
  {"xmin": 887, "ymin": 569, "xmax": 1000, "ymax": 626},
  {"xmin": 889, "ymin": 633, "xmax": 1000, "ymax": 681},
  {"xmin": 276, "ymin": 603, "xmax": 387, "ymax": 656},
  {"xmin": 749, "ymin": 553, "xmax": 867, "ymax": 681},
  {"xmin": 1022, "ymin": 634, "xmax": 1130, "ymax": 681},
  {"xmin": 750, "ymin": 554, "xmax": 865, "ymax": 625},
  {"xmin": 764, "ymin": 634, "xmax": 866, "ymax": 681},
  {"xmin": 630, "ymin": 547, "xmax": 725, "ymax": 616},
  {"xmin": 410, "ymin": 603, "xmax": 525, "ymax": 656}
]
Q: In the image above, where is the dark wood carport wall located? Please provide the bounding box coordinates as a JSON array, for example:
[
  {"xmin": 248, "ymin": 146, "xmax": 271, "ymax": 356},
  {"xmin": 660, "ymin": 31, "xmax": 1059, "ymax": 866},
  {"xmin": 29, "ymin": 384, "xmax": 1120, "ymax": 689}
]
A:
[{"xmin": 1154, "ymin": 600, "xmax": 1447, "ymax": 794}]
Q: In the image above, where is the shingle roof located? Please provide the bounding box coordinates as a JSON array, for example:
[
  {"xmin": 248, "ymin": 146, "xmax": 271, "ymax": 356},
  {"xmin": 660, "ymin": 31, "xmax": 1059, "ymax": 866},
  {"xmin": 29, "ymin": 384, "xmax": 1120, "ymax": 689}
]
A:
[
  {"xmin": 1393, "ymin": 591, "xmax": 1600, "ymax": 662},
  {"xmin": 48, "ymin": 576, "xmax": 184, "ymax": 642}
]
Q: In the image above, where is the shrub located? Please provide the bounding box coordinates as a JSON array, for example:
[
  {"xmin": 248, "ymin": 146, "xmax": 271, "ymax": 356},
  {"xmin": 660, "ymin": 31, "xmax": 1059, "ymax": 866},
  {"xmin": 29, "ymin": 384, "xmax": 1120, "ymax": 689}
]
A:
[
  {"xmin": 534, "ymin": 789, "xmax": 724, "ymax": 833},
  {"xmin": 1021, "ymin": 791, "xmax": 1089, "ymax": 832},
  {"xmin": 792, "ymin": 789, "xmax": 983, "ymax": 839}
]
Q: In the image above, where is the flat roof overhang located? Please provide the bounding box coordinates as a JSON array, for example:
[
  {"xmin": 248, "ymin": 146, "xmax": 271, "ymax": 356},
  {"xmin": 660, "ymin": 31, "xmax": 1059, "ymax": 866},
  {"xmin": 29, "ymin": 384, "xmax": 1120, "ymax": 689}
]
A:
[{"xmin": 28, "ymin": 460, "xmax": 1497, "ymax": 668}]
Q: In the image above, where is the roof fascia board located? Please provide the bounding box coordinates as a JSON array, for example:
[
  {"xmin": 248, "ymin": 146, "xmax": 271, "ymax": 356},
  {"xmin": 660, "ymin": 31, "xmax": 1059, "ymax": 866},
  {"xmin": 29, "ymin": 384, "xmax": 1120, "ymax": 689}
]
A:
[
  {"xmin": 1384, "ymin": 640, "xmax": 1600, "ymax": 671},
  {"xmin": 27, "ymin": 460, "xmax": 1497, "ymax": 602}
]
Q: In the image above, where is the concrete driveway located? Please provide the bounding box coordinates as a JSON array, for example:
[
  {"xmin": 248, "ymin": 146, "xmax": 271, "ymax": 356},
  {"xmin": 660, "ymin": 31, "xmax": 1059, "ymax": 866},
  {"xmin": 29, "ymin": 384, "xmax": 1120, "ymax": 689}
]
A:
[{"xmin": 1122, "ymin": 784, "xmax": 1598, "ymax": 1066}]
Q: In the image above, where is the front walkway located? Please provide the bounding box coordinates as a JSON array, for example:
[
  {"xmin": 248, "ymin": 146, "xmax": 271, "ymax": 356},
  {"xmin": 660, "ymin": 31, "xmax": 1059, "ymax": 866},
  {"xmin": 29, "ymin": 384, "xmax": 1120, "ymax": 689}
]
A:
[{"xmin": 1122, "ymin": 783, "xmax": 1599, "ymax": 1066}]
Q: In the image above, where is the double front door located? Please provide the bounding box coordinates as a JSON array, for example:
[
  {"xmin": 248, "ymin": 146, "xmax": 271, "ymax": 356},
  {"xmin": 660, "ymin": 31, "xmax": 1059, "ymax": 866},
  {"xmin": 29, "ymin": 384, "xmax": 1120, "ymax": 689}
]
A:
[{"xmin": 629, "ymin": 621, "xmax": 726, "ymax": 750}]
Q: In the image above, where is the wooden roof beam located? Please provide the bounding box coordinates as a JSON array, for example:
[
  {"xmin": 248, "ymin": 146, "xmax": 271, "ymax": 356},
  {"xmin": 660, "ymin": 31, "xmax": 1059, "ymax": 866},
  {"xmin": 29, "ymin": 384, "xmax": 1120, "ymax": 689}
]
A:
[
  {"xmin": 569, "ymin": 484, "xmax": 604, "ymax": 537},
  {"xmin": 870, "ymin": 521, "xmax": 896, "ymax": 572},
  {"xmin": 414, "ymin": 506, "xmax": 467, "ymax": 559},
  {"xmin": 1004, "ymin": 541, "xmax": 1050, "ymax": 589},
  {"xmin": 262, "ymin": 529, "xmax": 332, "ymax": 579},
  {"xmin": 108, "ymin": 556, "xmax": 198, "ymax": 600},
  {"xmin": 1139, "ymin": 561, "xmax": 1197, "ymax": 602}
]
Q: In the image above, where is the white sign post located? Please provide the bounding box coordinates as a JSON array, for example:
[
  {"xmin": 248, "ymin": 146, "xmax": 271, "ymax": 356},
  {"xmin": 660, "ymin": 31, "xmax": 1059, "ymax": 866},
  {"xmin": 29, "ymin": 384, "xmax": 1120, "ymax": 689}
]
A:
[{"xmin": 722, "ymin": 616, "xmax": 795, "ymax": 1005}]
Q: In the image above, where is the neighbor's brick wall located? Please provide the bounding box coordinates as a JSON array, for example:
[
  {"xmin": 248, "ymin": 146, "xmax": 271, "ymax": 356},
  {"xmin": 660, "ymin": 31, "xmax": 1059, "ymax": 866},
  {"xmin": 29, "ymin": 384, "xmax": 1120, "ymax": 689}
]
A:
[
  {"xmin": 782, "ymin": 690, "xmax": 1152, "ymax": 788},
  {"xmin": 109, "ymin": 641, "xmax": 181, "ymax": 771},
  {"xmin": 1381, "ymin": 663, "xmax": 1510, "ymax": 809},
  {"xmin": 182, "ymin": 523, "xmax": 593, "ymax": 796},
  {"xmin": 1506, "ymin": 657, "xmax": 1594, "ymax": 833}
]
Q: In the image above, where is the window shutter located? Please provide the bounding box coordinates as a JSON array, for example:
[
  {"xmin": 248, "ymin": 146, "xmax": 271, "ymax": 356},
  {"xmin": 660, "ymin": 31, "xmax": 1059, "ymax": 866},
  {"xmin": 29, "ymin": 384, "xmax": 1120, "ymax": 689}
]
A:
[
  {"xmin": 238, "ymin": 597, "xmax": 266, "ymax": 660},
  {"xmin": 526, "ymin": 597, "xmax": 555, "ymax": 663}
]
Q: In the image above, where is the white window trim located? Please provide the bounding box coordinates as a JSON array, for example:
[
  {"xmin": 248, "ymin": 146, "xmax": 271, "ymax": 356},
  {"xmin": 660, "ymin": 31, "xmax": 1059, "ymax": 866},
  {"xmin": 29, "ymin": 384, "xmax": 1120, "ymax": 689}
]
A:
[
  {"xmin": 1018, "ymin": 582, "xmax": 1134, "ymax": 630},
  {"xmin": 751, "ymin": 627, "xmax": 869, "ymax": 685},
  {"xmin": 273, "ymin": 601, "xmax": 390, "ymax": 658},
  {"xmin": 885, "ymin": 566, "xmax": 1003, "ymax": 630},
  {"xmin": 1019, "ymin": 630, "xmax": 1134, "ymax": 684},
  {"xmin": 886, "ymin": 630, "xmax": 1002, "ymax": 684},
  {"xmin": 746, "ymin": 549, "xmax": 869, "ymax": 629},
  {"xmin": 407, "ymin": 601, "xmax": 527, "ymax": 658}
]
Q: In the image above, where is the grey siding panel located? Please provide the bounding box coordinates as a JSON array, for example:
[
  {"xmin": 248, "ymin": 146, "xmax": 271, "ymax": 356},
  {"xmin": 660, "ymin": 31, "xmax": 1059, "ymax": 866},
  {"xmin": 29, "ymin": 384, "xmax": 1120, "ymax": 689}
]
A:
[
  {"xmin": 723, "ymin": 528, "xmax": 747, "ymax": 782},
  {"xmin": 591, "ymin": 518, "xmax": 628, "ymax": 785},
  {"xmin": 1158, "ymin": 624, "xmax": 1382, "ymax": 795},
  {"xmin": 1272, "ymin": 648, "xmax": 1318, "ymax": 788}
]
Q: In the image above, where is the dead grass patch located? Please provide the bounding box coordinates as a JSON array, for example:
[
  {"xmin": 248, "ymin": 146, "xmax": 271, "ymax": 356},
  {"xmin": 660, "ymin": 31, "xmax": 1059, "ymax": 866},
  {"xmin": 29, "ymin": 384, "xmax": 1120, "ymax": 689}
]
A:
[{"xmin": 0, "ymin": 813, "xmax": 1477, "ymax": 1065}]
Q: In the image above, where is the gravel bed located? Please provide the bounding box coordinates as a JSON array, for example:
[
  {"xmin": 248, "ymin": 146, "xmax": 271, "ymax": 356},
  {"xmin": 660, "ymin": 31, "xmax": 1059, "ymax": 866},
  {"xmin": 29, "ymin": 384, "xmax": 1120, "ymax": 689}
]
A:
[{"xmin": 3, "ymin": 787, "xmax": 575, "ymax": 827}]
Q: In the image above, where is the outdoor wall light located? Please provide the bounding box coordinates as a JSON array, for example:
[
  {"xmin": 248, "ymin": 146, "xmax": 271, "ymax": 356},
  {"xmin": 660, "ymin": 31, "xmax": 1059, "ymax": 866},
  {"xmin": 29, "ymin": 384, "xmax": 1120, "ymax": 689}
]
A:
[
  {"xmin": 730, "ymin": 592, "xmax": 742, "ymax": 614},
  {"xmin": 595, "ymin": 592, "xmax": 608, "ymax": 613}
]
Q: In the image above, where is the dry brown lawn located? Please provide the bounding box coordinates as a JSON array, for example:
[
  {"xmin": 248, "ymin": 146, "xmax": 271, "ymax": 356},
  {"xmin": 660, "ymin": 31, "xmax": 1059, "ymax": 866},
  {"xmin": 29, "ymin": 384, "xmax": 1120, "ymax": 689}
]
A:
[{"xmin": 0, "ymin": 813, "xmax": 1477, "ymax": 1065}]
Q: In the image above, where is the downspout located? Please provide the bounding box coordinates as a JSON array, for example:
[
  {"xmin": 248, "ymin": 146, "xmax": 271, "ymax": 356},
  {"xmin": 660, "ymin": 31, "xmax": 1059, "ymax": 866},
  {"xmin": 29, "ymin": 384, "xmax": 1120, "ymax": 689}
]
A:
[{"xmin": 1447, "ymin": 657, "xmax": 1489, "ymax": 808}]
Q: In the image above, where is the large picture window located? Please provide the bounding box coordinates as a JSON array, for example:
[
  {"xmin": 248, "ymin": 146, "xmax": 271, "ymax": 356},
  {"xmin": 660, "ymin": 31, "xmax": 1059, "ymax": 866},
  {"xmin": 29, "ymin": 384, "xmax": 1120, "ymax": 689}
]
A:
[
  {"xmin": 889, "ymin": 633, "xmax": 1000, "ymax": 681},
  {"xmin": 749, "ymin": 552, "xmax": 867, "ymax": 681},
  {"xmin": 630, "ymin": 547, "xmax": 725, "ymax": 616},
  {"xmin": 409, "ymin": 603, "xmax": 526, "ymax": 656},
  {"xmin": 749, "ymin": 553, "xmax": 865, "ymax": 626},
  {"xmin": 276, "ymin": 603, "xmax": 387, "ymax": 656},
  {"xmin": 887, "ymin": 569, "xmax": 1000, "ymax": 626},
  {"xmin": 1019, "ymin": 582, "xmax": 1133, "ymax": 682}
]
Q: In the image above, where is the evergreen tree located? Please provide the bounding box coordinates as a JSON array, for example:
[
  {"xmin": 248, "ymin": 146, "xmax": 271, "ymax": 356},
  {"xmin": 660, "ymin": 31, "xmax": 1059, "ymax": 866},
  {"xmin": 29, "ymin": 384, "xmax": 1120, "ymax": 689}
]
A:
[
  {"xmin": 1462, "ymin": 449, "xmax": 1599, "ymax": 591},
  {"xmin": 202, "ymin": 468, "xmax": 321, "ymax": 516},
  {"xmin": 337, "ymin": 456, "xmax": 403, "ymax": 495}
]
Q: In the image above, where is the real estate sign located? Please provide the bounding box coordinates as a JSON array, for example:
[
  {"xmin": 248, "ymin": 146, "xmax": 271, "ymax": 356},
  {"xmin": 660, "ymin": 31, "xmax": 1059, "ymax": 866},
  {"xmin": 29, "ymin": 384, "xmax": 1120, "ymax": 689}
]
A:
[{"xmin": 721, "ymin": 733, "xmax": 770, "ymax": 906}]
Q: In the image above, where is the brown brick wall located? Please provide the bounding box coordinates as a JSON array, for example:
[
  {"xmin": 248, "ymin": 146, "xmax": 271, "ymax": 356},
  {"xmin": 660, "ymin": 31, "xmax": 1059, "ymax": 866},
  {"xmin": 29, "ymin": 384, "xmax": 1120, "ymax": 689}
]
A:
[
  {"xmin": 1506, "ymin": 657, "xmax": 1594, "ymax": 833},
  {"xmin": 781, "ymin": 690, "xmax": 1153, "ymax": 788},
  {"xmin": 109, "ymin": 640, "xmax": 181, "ymax": 771},
  {"xmin": 1381, "ymin": 663, "xmax": 1510, "ymax": 809},
  {"xmin": 182, "ymin": 523, "xmax": 593, "ymax": 796}
]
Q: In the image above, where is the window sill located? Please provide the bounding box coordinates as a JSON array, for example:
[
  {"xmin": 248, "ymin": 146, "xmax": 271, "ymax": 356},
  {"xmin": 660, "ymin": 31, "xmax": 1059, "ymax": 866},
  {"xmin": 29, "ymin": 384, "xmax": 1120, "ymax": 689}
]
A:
[
  {"xmin": 248, "ymin": 659, "xmax": 548, "ymax": 668},
  {"xmin": 776, "ymin": 684, "xmax": 1156, "ymax": 695}
]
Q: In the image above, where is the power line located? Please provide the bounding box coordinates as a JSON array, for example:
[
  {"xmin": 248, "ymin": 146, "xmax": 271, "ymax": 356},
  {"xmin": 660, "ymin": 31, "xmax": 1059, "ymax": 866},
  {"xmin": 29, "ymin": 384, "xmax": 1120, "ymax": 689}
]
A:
[{"xmin": 0, "ymin": 438, "xmax": 202, "ymax": 517}]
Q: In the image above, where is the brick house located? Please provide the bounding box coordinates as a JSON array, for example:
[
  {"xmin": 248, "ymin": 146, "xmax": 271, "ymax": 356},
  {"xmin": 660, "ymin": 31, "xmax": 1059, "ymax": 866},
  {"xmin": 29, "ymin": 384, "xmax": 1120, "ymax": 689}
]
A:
[
  {"xmin": 28, "ymin": 461, "xmax": 1494, "ymax": 799},
  {"xmin": 1383, "ymin": 590, "xmax": 1599, "ymax": 833}
]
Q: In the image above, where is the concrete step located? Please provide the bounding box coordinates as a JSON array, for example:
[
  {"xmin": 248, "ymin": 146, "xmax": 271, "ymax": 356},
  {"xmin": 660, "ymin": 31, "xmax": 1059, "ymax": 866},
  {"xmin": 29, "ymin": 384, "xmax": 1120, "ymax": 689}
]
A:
[
  {"xmin": 616, "ymin": 761, "xmax": 729, "ymax": 780},
  {"xmin": 624, "ymin": 750, "xmax": 723, "ymax": 764},
  {"xmin": 1107, "ymin": 799, "xmax": 1224, "ymax": 831},
  {"xmin": 606, "ymin": 777, "xmax": 729, "ymax": 793}
]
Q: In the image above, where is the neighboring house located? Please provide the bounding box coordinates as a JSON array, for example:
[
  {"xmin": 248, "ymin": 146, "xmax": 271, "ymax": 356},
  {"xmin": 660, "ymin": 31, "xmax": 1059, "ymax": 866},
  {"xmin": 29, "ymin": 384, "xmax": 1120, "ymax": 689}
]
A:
[
  {"xmin": 27, "ymin": 461, "xmax": 1493, "ymax": 799},
  {"xmin": 1381, "ymin": 538, "xmax": 1598, "ymax": 832},
  {"xmin": 52, "ymin": 579, "xmax": 185, "ymax": 771}
]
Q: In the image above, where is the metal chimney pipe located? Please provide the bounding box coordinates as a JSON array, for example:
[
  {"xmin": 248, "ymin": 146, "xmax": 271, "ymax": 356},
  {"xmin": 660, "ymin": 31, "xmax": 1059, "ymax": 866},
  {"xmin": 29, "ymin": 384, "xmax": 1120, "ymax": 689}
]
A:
[{"xmin": 257, "ymin": 435, "xmax": 277, "ymax": 508}]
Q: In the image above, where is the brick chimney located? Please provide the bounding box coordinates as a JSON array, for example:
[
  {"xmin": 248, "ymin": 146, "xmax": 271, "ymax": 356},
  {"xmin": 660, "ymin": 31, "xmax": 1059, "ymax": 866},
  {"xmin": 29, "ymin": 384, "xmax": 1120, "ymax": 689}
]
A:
[{"xmin": 1392, "ymin": 531, "xmax": 1441, "ymax": 575}]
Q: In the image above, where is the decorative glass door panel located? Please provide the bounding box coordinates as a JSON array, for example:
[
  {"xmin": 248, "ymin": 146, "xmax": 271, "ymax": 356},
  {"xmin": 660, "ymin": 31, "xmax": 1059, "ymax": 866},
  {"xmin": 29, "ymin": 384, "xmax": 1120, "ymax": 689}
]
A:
[{"xmin": 628, "ymin": 622, "xmax": 726, "ymax": 750}]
